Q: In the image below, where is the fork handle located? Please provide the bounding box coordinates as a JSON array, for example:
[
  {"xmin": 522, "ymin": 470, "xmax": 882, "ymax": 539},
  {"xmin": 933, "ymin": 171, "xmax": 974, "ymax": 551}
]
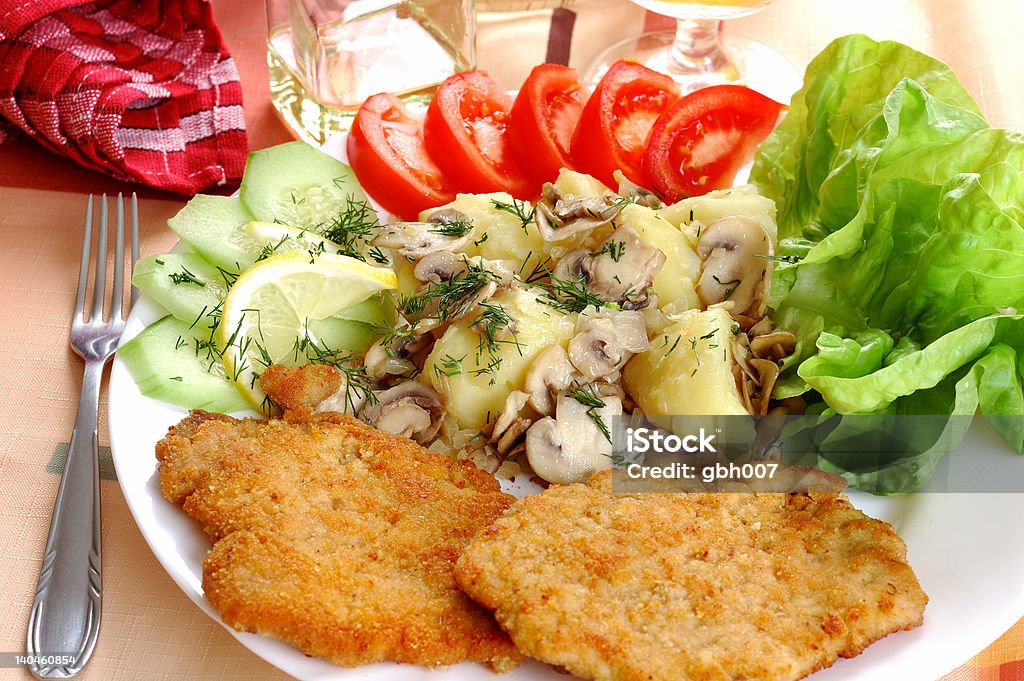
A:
[{"xmin": 27, "ymin": 359, "xmax": 104, "ymax": 679}]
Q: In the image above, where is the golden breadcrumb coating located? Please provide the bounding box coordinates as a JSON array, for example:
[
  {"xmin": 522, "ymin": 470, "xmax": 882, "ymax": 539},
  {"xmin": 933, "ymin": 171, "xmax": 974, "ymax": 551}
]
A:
[
  {"xmin": 157, "ymin": 409, "xmax": 521, "ymax": 671},
  {"xmin": 456, "ymin": 471, "xmax": 927, "ymax": 681},
  {"xmin": 258, "ymin": 363, "xmax": 343, "ymax": 412}
]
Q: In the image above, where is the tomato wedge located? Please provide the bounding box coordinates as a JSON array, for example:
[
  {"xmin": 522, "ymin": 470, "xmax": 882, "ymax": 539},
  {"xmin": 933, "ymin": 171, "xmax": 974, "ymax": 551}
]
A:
[
  {"xmin": 347, "ymin": 93, "xmax": 454, "ymax": 220},
  {"xmin": 424, "ymin": 71, "xmax": 531, "ymax": 199},
  {"xmin": 570, "ymin": 60, "xmax": 681, "ymax": 189},
  {"xmin": 508, "ymin": 64, "xmax": 584, "ymax": 187},
  {"xmin": 643, "ymin": 85, "xmax": 786, "ymax": 202}
]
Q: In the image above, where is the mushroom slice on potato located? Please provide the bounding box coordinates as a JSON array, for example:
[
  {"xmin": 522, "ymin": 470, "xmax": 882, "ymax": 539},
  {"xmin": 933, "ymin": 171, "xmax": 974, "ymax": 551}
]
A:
[
  {"xmin": 525, "ymin": 391, "xmax": 622, "ymax": 485},
  {"xmin": 695, "ymin": 215, "xmax": 773, "ymax": 318},
  {"xmin": 522, "ymin": 344, "xmax": 579, "ymax": 416},
  {"xmin": 614, "ymin": 170, "xmax": 662, "ymax": 209},
  {"xmin": 551, "ymin": 226, "xmax": 666, "ymax": 310},
  {"xmin": 567, "ymin": 311, "xmax": 650, "ymax": 382},
  {"xmin": 371, "ymin": 208, "xmax": 473, "ymax": 259},
  {"xmin": 534, "ymin": 183, "xmax": 625, "ymax": 242}
]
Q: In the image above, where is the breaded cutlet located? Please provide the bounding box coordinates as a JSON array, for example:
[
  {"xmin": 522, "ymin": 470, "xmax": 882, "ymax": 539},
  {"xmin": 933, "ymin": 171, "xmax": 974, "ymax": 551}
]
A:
[
  {"xmin": 156, "ymin": 408, "xmax": 521, "ymax": 671},
  {"xmin": 455, "ymin": 471, "xmax": 927, "ymax": 681}
]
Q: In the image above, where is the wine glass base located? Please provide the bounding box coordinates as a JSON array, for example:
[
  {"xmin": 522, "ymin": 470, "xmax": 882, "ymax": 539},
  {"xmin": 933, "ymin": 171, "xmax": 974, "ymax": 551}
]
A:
[{"xmin": 582, "ymin": 30, "xmax": 802, "ymax": 104}]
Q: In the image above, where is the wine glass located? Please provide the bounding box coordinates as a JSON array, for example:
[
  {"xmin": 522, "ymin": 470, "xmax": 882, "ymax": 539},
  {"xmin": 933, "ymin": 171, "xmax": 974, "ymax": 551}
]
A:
[{"xmin": 582, "ymin": 0, "xmax": 800, "ymax": 102}]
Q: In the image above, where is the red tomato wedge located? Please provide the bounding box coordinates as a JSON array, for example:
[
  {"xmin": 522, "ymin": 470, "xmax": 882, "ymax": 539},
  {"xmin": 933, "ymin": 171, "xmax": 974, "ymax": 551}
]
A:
[
  {"xmin": 643, "ymin": 85, "xmax": 786, "ymax": 202},
  {"xmin": 570, "ymin": 60, "xmax": 681, "ymax": 189},
  {"xmin": 508, "ymin": 64, "xmax": 583, "ymax": 187},
  {"xmin": 424, "ymin": 71, "xmax": 531, "ymax": 199},
  {"xmin": 347, "ymin": 93, "xmax": 454, "ymax": 220}
]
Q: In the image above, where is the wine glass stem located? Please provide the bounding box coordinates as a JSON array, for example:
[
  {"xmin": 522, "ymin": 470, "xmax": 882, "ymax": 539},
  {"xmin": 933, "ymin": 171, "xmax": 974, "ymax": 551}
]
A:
[{"xmin": 670, "ymin": 18, "xmax": 730, "ymax": 76}]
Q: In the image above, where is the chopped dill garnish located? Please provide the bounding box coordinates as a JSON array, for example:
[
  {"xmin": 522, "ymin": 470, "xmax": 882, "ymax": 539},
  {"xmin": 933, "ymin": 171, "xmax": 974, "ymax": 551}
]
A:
[
  {"xmin": 434, "ymin": 353, "xmax": 466, "ymax": 378},
  {"xmin": 255, "ymin": 234, "xmax": 291, "ymax": 262},
  {"xmin": 712, "ymin": 275, "xmax": 741, "ymax": 300},
  {"xmin": 217, "ymin": 267, "xmax": 240, "ymax": 289},
  {"xmin": 665, "ymin": 334, "xmax": 682, "ymax": 357},
  {"xmin": 290, "ymin": 326, "xmax": 379, "ymax": 410},
  {"xmin": 470, "ymin": 300, "xmax": 523, "ymax": 384},
  {"xmin": 592, "ymin": 238, "xmax": 626, "ymax": 262},
  {"xmin": 491, "ymin": 198, "xmax": 536, "ymax": 229},
  {"xmin": 400, "ymin": 260, "xmax": 498, "ymax": 322},
  {"xmin": 169, "ymin": 266, "xmax": 205, "ymax": 287},
  {"xmin": 368, "ymin": 245, "xmax": 390, "ymax": 265},
  {"xmin": 473, "ymin": 232, "xmax": 489, "ymax": 247},
  {"xmin": 319, "ymin": 196, "xmax": 379, "ymax": 262},
  {"xmin": 429, "ymin": 217, "xmax": 474, "ymax": 238},
  {"xmin": 518, "ymin": 251, "xmax": 554, "ymax": 285},
  {"xmin": 168, "ymin": 376, "xmax": 183, "ymax": 382},
  {"xmin": 565, "ymin": 384, "xmax": 612, "ymax": 443},
  {"xmin": 538, "ymin": 274, "xmax": 607, "ymax": 314}
]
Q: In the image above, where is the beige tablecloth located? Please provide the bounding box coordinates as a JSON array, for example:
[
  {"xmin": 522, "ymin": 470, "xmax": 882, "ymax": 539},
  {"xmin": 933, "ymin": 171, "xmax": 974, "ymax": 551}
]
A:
[{"xmin": 1, "ymin": 1, "xmax": 1022, "ymax": 679}]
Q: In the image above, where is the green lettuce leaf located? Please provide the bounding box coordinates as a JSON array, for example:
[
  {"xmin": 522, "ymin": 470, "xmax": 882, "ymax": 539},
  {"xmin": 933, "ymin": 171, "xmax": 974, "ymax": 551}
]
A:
[{"xmin": 750, "ymin": 34, "xmax": 1024, "ymax": 492}]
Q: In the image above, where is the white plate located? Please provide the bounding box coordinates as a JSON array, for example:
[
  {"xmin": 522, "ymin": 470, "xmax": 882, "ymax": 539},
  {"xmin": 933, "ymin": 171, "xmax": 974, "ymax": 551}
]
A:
[{"xmin": 108, "ymin": 138, "xmax": 1024, "ymax": 681}]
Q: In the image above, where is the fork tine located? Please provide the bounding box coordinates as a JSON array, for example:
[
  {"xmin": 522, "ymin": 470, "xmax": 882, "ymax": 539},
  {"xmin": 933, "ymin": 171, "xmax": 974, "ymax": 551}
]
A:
[
  {"xmin": 90, "ymin": 195, "xmax": 109, "ymax": 322},
  {"xmin": 130, "ymin": 192, "xmax": 139, "ymax": 308},
  {"xmin": 111, "ymin": 194, "xmax": 125, "ymax": 319},
  {"xmin": 74, "ymin": 196, "xmax": 94, "ymax": 322}
]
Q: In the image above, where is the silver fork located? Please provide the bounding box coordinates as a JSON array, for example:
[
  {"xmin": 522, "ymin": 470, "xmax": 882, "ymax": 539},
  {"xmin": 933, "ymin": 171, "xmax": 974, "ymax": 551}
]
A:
[{"xmin": 27, "ymin": 194, "xmax": 138, "ymax": 679}]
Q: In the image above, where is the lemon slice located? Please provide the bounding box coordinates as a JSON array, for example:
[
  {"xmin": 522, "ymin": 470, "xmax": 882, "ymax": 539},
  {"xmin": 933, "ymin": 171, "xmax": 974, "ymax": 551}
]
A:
[
  {"xmin": 245, "ymin": 220, "xmax": 344, "ymax": 256},
  {"xmin": 220, "ymin": 251, "xmax": 397, "ymax": 410}
]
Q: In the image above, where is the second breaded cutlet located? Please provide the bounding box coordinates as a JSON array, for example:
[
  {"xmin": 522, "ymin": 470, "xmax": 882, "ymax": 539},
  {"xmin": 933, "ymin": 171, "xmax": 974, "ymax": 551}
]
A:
[
  {"xmin": 455, "ymin": 471, "xmax": 927, "ymax": 681},
  {"xmin": 156, "ymin": 408, "xmax": 521, "ymax": 671}
]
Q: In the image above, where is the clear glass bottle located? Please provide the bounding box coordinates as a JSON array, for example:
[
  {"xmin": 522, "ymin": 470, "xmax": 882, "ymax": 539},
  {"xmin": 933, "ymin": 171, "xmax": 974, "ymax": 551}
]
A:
[{"xmin": 266, "ymin": 0, "xmax": 476, "ymax": 144}]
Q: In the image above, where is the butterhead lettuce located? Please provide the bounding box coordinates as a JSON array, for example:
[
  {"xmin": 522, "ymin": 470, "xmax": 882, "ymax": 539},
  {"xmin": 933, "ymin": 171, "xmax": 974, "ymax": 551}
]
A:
[{"xmin": 750, "ymin": 34, "xmax": 1024, "ymax": 492}]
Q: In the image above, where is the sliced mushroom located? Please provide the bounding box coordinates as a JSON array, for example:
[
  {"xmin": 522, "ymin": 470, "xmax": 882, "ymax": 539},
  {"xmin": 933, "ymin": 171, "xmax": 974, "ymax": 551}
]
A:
[
  {"xmin": 413, "ymin": 250, "xmax": 462, "ymax": 283},
  {"xmin": 360, "ymin": 381, "xmax": 445, "ymax": 444},
  {"xmin": 749, "ymin": 358, "xmax": 781, "ymax": 416},
  {"xmin": 371, "ymin": 209, "xmax": 473, "ymax": 259},
  {"xmin": 695, "ymin": 215, "xmax": 773, "ymax": 318},
  {"xmin": 749, "ymin": 330, "xmax": 797, "ymax": 361},
  {"xmin": 493, "ymin": 390, "xmax": 530, "ymax": 439},
  {"xmin": 614, "ymin": 170, "xmax": 662, "ymax": 209},
  {"xmin": 491, "ymin": 390, "xmax": 534, "ymax": 456},
  {"xmin": 557, "ymin": 226, "xmax": 666, "ymax": 310},
  {"xmin": 525, "ymin": 391, "xmax": 623, "ymax": 485},
  {"xmin": 315, "ymin": 375, "xmax": 368, "ymax": 415},
  {"xmin": 748, "ymin": 315, "xmax": 774, "ymax": 338},
  {"xmin": 364, "ymin": 327, "xmax": 431, "ymax": 381},
  {"xmin": 522, "ymin": 344, "xmax": 579, "ymax": 416},
  {"xmin": 534, "ymin": 183, "xmax": 624, "ymax": 242},
  {"xmin": 567, "ymin": 311, "xmax": 650, "ymax": 382}
]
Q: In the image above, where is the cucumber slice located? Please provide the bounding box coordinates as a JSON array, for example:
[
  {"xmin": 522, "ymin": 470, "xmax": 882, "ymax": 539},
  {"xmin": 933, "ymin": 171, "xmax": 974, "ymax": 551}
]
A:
[
  {"xmin": 305, "ymin": 317, "xmax": 381, "ymax": 356},
  {"xmin": 240, "ymin": 141, "xmax": 371, "ymax": 232},
  {"xmin": 333, "ymin": 292, "xmax": 397, "ymax": 327},
  {"xmin": 167, "ymin": 194, "xmax": 259, "ymax": 272},
  {"xmin": 118, "ymin": 316, "xmax": 251, "ymax": 413},
  {"xmin": 132, "ymin": 253, "xmax": 228, "ymax": 324}
]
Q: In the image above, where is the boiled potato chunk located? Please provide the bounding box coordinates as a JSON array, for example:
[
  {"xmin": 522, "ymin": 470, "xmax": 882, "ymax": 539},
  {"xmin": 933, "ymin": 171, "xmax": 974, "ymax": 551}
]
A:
[
  {"xmin": 617, "ymin": 203, "xmax": 701, "ymax": 311},
  {"xmin": 392, "ymin": 257, "xmax": 420, "ymax": 300},
  {"xmin": 426, "ymin": 192, "xmax": 546, "ymax": 264},
  {"xmin": 552, "ymin": 169, "xmax": 612, "ymax": 199},
  {"xmin": 660, "ymin": 184, "xmax": 777, "ymax": 246},
  {"xmin": 623, "ymin": 306, "xmax": 747, "ymax": 416},
  {"xmin": 424, "ymin": 287, "xmax": 576, "ymax": 430}
]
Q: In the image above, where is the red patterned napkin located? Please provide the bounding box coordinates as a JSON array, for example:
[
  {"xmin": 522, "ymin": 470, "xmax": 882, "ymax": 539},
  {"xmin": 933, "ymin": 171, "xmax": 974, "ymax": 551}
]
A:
[{"xmin": 0, "ymin": 0, "xmax": 247, "ymax": 194}]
